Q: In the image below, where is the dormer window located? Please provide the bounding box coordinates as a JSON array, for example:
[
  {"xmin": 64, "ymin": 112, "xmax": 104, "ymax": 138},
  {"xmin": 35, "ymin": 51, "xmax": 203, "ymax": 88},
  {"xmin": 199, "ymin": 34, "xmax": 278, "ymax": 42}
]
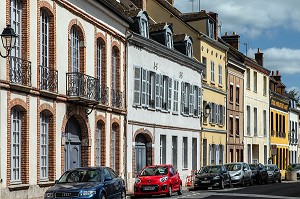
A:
[
  {"xmin": 186, "ymin": 40, "xmax": 193, "ymax": 58},
  {"xmin": 138, "ymin": 11, "xmax": 149, "ymax": 38},
  {"xmin": 166, "ymin": 29, "xmax": 173, "ymax": 49},
  {"xmin": 208, "ymin": 19, "xmax": 215, "ymax": 39}
]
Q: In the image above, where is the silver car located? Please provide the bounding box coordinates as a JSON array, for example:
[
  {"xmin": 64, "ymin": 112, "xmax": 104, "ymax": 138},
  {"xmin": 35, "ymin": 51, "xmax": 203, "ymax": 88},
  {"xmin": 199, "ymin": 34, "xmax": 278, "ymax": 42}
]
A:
[{"xmin": 225, "ymin": 162, "xmax": 253, "ymax": 186}]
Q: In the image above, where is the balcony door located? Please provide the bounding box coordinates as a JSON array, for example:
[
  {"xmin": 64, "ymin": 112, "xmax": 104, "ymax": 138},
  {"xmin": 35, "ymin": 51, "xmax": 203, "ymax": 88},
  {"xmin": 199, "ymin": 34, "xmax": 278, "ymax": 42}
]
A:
[{"xmin": 64, "ymin": 117, "xmax": 81, "ymax": 171}]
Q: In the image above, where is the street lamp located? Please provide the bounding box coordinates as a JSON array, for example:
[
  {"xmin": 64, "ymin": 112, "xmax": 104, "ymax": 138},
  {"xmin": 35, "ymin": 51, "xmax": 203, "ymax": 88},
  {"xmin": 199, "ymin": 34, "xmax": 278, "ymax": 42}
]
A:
[
  {"xmin": 0, "ymin": 25, "xmax": 17, "ymax": 58},
  {"xmin": 203, "ymin": 103, "xmax": 211, "ymax": 118}
]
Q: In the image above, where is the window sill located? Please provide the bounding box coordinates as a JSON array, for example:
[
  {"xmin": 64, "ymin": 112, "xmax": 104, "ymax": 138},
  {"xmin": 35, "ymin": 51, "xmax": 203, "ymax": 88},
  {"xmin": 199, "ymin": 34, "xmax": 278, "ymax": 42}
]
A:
[
  {"xmin": 38, "ymin": 181, "xmax": 55, "ymax": 187},
  {"xmin": 218, "ymin": 84, "xmax": 223, "ymax": 88},
  {"xmin": 236, "ymin": 102, "xmax": 240, "ymax": 106},
  {"xmin": 210, "ymin": 81, "xmax": 216, "ymax": 85},
  {"xmin": 182, "ymin": 168, "xmax": 189, "ymax": 171},
  {"xmin": 172, "ymin": 112, "xmax": 179, "ymax": 115},
  {"xmin": 202, "ymin": 78, "xmax": 207, "ymax": 83},
  {"xmin": 8, "ymin": 183, "xmax": 30, "ymax": 191},
  {"xmin": 161, "ymin": 109, "xmax": 168, "ymax": 113},
  {"xmin": 229, "ymin": 101, "xmax": 233, "ymax": 104},
  {"xmin": 147, "ymin": 107, "xmax": 156, "ymax": 111}
]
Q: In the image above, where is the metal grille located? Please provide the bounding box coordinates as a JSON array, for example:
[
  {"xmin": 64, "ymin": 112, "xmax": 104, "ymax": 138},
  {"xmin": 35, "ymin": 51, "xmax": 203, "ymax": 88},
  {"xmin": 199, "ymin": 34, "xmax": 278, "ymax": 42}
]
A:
[
  {"xmin": 40, "ymin": 65, "xmax": 58, "ymax": 93},
  {"xmin": 112, "ymin": 89, "xmax": 123, "ymax": 108},
  {"xmin": 10, "ymin": 56, "xmax": 32, "ymax": 86}
]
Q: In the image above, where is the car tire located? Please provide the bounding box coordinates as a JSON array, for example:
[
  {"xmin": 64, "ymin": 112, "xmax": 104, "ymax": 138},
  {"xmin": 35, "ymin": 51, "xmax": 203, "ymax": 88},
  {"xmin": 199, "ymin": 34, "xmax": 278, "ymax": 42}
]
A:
[
  {"xmin": 178, "ymin": 184, "xmax": 183, "ymax": 195},
  {"xmin": 241, "ymin": 177, "xmax": 245, "ymax": 187},
  {"xmin": 249, "ymin": 178, "xmax": 254, "ymax": 186},
  {"xmin": 100, "ymin": 192, "xmax": 106, "ymax": 199},
  {"xmin": 220, "ymin": 179, "xmax": 225, "ymax": 189},
  {"xmin": 278, "ymin": 175, "xmax": 282, "ymax": 183},
  {"xmin": 228, "ymin": 179, "xmax": 233, "ymax": 188},
  {"xmin": 121, "ymin": 189, "xmax": 126, "ymax": 199},
  {"xmin": 167, "ymin": 185, "xmax": 172, "ymax": 197}
]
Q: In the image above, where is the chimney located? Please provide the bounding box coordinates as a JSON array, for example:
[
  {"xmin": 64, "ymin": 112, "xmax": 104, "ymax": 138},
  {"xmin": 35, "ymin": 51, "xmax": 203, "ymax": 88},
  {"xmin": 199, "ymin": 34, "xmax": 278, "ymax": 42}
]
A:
[
  {"xmin": 130, "ymin": 0, "xmax": 146, "ymax": 10},
  {"xmin": 208, "ymin": 12, "xmax": 218, "ymax": 39},
  {"xmin": 166, "ymin": 0, "xmax": 174, "ymax": 5},
  {"xmin": 221, "ymin": 32, "xmax": 240, "ymax": 50},
  {"xmin": 255, "ymin": 48, "xmax": 263, "ymax": 66}
]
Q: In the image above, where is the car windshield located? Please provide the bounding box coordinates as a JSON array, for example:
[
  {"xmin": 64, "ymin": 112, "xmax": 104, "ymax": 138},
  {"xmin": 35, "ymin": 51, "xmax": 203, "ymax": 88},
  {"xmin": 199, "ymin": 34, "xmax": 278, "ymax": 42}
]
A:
[
  {"xmin": 58, "ymin": 169, "xmax": 101, "ymax": 183},
  {"xmin": 292, "ymin": 164, "xmax": 300, "ymax": 169},
  {"xmin": 249, "ymin": 165, "xmax": 258, "ymax": 170},
  {"xmin": 140, "ymin": 166, "xmax": 168, "ymax": 176},
  {"xmin": 199, "ymin": 166, "xmax": 222, "ymax": 174},
  {"xmin": 226, "ymin": 164, "xmax": 242, "ymax": 171},
  {"xmin": 265, "ymin": 165, "xmax": 275, "ymax": 171}
]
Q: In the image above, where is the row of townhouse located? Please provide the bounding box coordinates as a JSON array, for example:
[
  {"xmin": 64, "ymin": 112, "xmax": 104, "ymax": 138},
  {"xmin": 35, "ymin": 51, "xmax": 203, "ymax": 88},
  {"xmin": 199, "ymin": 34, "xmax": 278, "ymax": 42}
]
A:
[{"xmin": 0, "ymin": 0, "xmax": 300, "ymax": 198}]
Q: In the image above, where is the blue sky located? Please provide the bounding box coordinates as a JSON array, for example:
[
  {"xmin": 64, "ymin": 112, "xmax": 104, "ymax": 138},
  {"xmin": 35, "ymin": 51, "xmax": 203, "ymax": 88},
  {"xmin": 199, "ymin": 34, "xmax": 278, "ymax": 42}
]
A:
[{"xmin": 174, "ymin": 0, "xmax": 300, "ymax": 92}]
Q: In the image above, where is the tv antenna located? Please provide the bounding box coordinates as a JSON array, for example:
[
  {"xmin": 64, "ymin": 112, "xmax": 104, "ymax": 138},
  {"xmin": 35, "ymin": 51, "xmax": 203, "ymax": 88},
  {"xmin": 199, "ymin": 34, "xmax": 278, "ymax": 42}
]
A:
[
  {"xmin": 243, "ymin": 42, "xmax": 249, "ymax": 56},
  {"xmin": 189, "ymin": 0, "xmax": 195, "ymax": 12},
  {"xmin": 218, "ymin": 21, "xmax": 222, "ymax": 36}
]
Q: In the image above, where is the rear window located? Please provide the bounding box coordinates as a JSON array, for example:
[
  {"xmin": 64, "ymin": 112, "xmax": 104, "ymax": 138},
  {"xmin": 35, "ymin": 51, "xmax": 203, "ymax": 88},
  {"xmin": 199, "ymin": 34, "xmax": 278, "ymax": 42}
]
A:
[
  {"xmin": 249, "ymin": 165, "xmax": 258, "ymax": 170},
  {"xmin": 140, "ymin": 166, "xmax": 168, "ymax": 176}
]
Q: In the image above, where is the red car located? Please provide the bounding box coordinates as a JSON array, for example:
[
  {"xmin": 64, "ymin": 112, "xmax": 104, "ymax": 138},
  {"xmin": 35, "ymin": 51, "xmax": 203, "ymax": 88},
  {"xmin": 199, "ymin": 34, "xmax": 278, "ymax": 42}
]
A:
[{"xmin": 134, "ymin": 164, "xmax": 182, "ymax": 197}]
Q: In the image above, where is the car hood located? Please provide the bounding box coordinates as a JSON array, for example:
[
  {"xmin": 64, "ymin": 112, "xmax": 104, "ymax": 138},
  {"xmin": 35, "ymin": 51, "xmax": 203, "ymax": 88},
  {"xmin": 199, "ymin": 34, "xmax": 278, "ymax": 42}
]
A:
[
  {"xmin": 228, "ymin": 171, "xmax": 241, "ymax": 176},
  {"xmin": 47, "ymin": 182, "xmax": 101, "ymax": 192},
  {"xmin": 196, "ymin": 173, "xmax": 219, "ymax": 179},
  {"xmin": 138, "ymin": 175, "xmax": 167, "ymax": 183}
]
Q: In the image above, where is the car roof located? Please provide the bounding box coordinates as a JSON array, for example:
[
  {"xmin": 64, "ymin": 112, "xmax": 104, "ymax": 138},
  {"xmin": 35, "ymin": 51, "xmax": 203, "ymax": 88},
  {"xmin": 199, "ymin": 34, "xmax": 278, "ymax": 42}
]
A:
[
  {"xmin": 225, "ymin": 162, "xmax": 245, "ymax": 164},
  {"xmin": 66, "ymin": 166, "xmax": 110, "ymax": 171},
  {"xmin": 146, "ymin": 164, "xmax": 171, "ymax": 168}
]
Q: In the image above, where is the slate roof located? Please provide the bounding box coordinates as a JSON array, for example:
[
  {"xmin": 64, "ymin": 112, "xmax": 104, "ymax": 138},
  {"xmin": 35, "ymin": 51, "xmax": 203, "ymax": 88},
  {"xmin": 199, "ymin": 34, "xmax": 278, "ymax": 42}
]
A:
[
  {"xmin": 149, "ymin": 23, "xmax": 169, "ymax": 32},
  {"xmin": 181, "ymin": 11, "xmax": 208, "ymax": 22},
  {"xmin": 173, "ymin": 34, "xmax": 186, "ymax": 42}
]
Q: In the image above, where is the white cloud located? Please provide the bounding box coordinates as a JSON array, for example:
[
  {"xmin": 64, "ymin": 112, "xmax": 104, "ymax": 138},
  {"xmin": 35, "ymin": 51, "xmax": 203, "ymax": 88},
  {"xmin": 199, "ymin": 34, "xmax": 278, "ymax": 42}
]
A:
[
  {"xmin": 247, "ymin": 47, "xmax": 300, "ymax": 74},
  {"xmin": 174, "ymin": 0, "xmax": 300, "ymax": 38}
]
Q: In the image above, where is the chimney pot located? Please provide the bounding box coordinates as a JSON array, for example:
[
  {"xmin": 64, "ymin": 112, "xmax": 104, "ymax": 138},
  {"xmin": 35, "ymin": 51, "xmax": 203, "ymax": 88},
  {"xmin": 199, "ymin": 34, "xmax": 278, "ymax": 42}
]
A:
[
  {"xmin": 271, "ymin": 71, "xmax": 274, "ymax": 76},
  {"xmin": 276, "ymin": 70, "xmax": 279, "ymax": 75},
  {"xmin": 233, "ymin": 32, "xmax": 236, "ymax": 35},
  {"xmin": 258, "ymin": 48, "xmax": 260, "ymax": 53},
  {"xmin": 225, "ymin": 32, "xmax": 228, "ymax": 36}
]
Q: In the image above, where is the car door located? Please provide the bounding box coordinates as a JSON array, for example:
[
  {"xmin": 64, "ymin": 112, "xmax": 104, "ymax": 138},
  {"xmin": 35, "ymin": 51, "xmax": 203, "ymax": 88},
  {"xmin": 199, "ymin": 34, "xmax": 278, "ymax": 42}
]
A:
[
  {"xmin": 169, "ymin": 166, "xmax": 179, "ymax": 190},
  {"xmin": 103, "ymin": 168, "xmax": 115, "ymax": 199},
  {"xmin": 108, "ymin": 168, "xmax": 123, "ymax": 198},
  {"xmin": 243, "ymin": 163, "xmax": 251, "ymax": 182},
  {"xmin": 222, "ymin": 166, "xmax": 230, "ymax": 185}
]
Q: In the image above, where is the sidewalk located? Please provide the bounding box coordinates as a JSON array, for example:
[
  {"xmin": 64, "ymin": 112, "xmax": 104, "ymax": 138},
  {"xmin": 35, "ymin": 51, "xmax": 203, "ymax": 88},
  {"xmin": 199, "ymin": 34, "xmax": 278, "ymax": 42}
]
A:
[{"xmin": 126, "ymin": 186, "xmax": 190, "ymax": 198}]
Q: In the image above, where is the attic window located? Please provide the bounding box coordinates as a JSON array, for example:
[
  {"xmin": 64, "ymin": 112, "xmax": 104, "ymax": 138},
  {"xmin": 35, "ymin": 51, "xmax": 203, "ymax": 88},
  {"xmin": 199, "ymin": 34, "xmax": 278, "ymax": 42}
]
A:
[
  {"xmin": 139, "ymin": 13, "xmax": 148, "ymax": 38},
  {"xmin": 208, "ymin": 19, "xmax": 215, "ymax": 39},
  {"xmin": 166, "ymin": 30, "xmax": 173, "ymax": 49},
  {"xmin": 187, "ymin": 40, "xmax": 193, "ymax": 58}
]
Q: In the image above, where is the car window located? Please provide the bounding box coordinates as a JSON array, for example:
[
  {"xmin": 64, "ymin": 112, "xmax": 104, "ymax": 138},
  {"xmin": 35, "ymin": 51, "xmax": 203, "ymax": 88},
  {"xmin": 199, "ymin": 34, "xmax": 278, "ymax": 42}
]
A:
[
  {"xmin": 249, "ymin": 164, "xmax": 257, "ymax": 170},
  {"xmin": 170, "ymin": 166, "xmax": 174, "ymax": 176},
  {"xmin": 108, "ymin": 168, "xmax": 117, "ymax": 179},
  {"xmin": 140, "ymin": 166, "xmax": 168, "ymax": 176},
  {"xmin": 265, "ymin": 165, "xmax": 275, "ymax": 171},
  {"xmin": 58, "ymin": 169, "xmax": 101, "ymax": 183},
  {"xmin": 199, "ymin": 166, "xmax": 221, "ymax": 174},
  {"xmin": 103, "ymin": 168, "xmax": 112, "ymax": 180},
  {"xmin": 226, "ymin": 164, "xmax": 241, "ymax": 171}
]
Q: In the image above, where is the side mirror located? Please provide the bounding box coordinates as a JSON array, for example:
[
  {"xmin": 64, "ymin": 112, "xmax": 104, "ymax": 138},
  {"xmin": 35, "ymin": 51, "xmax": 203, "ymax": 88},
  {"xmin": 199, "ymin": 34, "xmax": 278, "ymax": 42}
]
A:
[
  {"xmin": 105, "ymin": 176, "xmax": 112, "ymax": 181},
  {"xmin": 243, "ymin": 168, "xmax": 247, "ymax": 171},
  {"xmin": 55, "ymin": 180, "xmax": 59, "ymax": 184}
]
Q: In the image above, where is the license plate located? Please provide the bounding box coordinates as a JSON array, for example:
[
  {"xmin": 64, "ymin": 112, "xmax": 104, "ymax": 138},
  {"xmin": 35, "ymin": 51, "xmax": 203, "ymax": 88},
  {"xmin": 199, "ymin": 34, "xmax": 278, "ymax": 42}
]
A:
[
  {"xmin": 143, "ymin": 186, "xmax": 155, "ymax": 190},
  {"xmin": 201, "ymin": 180, "xmax": 210, "ymax": 183}
]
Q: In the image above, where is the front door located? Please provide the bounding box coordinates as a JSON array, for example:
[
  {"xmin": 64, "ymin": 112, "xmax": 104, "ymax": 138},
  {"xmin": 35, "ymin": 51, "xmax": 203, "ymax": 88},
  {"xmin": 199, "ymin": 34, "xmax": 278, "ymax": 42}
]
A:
[
  {"xmin": 65, "ymin": 117, "xmax": 81, "ymax": 171},
  {"xmin": 135, "ymin": 134, "xmax": 147, "ymax": 175}
]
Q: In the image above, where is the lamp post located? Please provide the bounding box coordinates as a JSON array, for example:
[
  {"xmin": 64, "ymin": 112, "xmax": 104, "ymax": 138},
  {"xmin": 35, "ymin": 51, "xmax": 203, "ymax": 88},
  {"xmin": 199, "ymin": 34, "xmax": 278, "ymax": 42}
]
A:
[{"xmin": 0, "ymin": 24, "xmax": 17, "ymax": 58}]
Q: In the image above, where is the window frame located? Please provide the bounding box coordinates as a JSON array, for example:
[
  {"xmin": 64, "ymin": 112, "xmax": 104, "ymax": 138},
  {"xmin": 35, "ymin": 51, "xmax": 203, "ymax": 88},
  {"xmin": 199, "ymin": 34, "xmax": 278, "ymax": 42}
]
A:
[
  {"xmin": 40, "ymin": 112, "xmax": 49, "ymax": 180},
  {"xmin": 11, "ymin": 108, "xmax": 21, "ymax": 182}
]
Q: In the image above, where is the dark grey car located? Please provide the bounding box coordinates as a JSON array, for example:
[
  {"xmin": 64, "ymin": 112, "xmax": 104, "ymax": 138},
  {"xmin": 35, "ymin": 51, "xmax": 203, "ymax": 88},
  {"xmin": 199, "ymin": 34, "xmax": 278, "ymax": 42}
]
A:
[{"xmin": 265, "ymin": 164, "xmax": 282, "ymax": 183}]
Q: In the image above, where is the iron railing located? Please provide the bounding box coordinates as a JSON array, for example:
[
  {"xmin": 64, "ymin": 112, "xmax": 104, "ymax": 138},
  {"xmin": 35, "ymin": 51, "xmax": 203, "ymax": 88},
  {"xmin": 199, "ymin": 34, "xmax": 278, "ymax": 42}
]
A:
[
  {"xmin": 10, "ymin": 56, "xmax": 31, "ymax": 86},
  {"xmin": 99, "ymin": 85, "xmax": 109, "ymax": 105},
  {"xmin": 40, "ymin": 65, "xmax": 58, "ymax": 93},
  {"xmin": 66, "ymin": 72, "xmax": 100, "ymax": 102},
  {"xmin": 112, "ymin": 89, "xmax": 123, "ymax": 108}
]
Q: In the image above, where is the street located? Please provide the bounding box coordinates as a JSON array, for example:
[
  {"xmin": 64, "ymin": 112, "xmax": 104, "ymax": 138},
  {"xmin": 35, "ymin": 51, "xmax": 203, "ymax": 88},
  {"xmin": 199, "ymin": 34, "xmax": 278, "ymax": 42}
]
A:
[{"xmin": 129, "ymin": 181, "xmax": 300, "ymax": 199}]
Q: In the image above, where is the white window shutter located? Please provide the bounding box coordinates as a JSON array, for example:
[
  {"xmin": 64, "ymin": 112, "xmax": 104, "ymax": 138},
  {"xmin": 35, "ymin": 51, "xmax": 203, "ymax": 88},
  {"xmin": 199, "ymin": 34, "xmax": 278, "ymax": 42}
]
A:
[
  {"xmin": 209, "ymin": 144, "xmax": 212, "ymax": 165},
  {"xmin": 216, "ymin": 104, "xmax": 219, "ymax": 125},
  {"xmin": 141, "ymin": 69, "xmax": 147, "ymax": 106},
  {"xmin": 209, "ymin": 102, "xmax": 212, "ymax": 123},
  {"xmin": 155, "ymin": 73, "xmax": 160, "ymax": 109},
  {"xmin": 189, "ymin": 85, "xmax": 194, "ymax": 115},
  {"xmin": 212, "ymin": 103, "xmax": 216, "ymax": 124},
  {"xmin": 159, "ymin": 75, "xmax": 163, "ymax": 108},
  {"xmin": 133, "ymin": 67, "xmax": 141, "ymax": 105},
  {"xmin": 181, "ymin": 82, "xmax": 185, "ymax": 114},
  {"xmin": 216, "ymin": 145, "xmax": 220, "ymax": 164},
  {"xmin": 173, "ymin": 80, "xmax": 179, "ymax": 113},
  {"xmin": 223, "ymin": 106, "xmax": 226, "ymax": 125},
  {"xmin": 168, "ymin": 77, "xmax": 172, "ymax": 111},
  {"xmin": 146, "ymin": 70, "xmax": 150, "ymax": 107},
  {"xmin": 197, "ymin": 86, "xmax": 201, "ymax": 117}
]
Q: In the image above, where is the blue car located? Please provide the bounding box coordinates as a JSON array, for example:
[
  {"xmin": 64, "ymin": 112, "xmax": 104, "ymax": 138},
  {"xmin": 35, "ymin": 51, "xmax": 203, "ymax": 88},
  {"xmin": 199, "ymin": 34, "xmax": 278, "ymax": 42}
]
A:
[{"xmin": 44, "ymin": 167, "xmax": 126, "ymax": 199}]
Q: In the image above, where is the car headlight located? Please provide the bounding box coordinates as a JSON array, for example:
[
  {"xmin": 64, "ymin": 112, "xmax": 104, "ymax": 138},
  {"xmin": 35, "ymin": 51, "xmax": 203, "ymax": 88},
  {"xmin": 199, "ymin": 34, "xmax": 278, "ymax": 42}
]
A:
[
  {"xmin": 213, "ymin": 176, "xmax": 220, "ymax": 180},
  {"xmin": 44, "ymin": 192, "xmax": 54, "ymax": 198},
  {"xmin": 234, "ymin": 171, "xmax": 241, "ymax": 176},
  {"xmin": 81, "ymin": 190, "xmax": 96, "ymax": 196},
  {"xmin": 135, "ymin": 178, "xmax": 141, "ymax": 184},
  {"xmin": 160, "ymin": 176, "xmax": 168, "ymax": 182}
]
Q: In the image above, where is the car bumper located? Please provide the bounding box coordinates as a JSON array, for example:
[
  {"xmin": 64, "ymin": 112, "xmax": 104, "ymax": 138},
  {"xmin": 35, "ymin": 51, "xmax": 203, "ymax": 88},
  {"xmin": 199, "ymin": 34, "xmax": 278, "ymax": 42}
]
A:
[
  {"xmin": 193, "ymin": 180, "xmax": 220, "ymax": 188},
  {"xmin": 134, "ymin": 183, "xmax": 170, "ymax": 196},
  {"xmin": 230, "ymin": 176, "xmax": 243, "ymax": 185}
]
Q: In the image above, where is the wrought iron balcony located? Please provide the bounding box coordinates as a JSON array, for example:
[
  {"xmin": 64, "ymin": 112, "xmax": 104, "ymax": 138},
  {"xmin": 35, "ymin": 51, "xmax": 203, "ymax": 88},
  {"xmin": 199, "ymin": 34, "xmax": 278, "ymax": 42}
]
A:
[
  {"xmin": 40, "ymin": 65, "xmax": 58, "ymax": 93},
  {"xmin": 99, "ymin": 85, "xmax": 109, "ymax": 105},
  {"xmin": 10, "ymin": 56, "xmax": 31, "ymax": 86},
  {"xmin": 112, "ymin": 89, "xmax": 123, "ymax": 108},
  {"xmin": 66, "ymin": 72, "xmax": 100, "ymax": 104}
]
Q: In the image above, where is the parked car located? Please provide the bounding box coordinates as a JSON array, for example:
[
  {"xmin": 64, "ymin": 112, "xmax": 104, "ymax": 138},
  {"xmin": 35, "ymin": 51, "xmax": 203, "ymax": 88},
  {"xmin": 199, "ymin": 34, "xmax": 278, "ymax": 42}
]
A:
[
  {"xmin": 225, "ymin": 162, "xmax": 253, "ymax": 186},
  {"xmin": 44, "ymin": 167, "xmax": 126, "ymax": 199},
  {"xmin": 265, "ymin": 164, "xmax": 282, "ymax": 183},
  {"xmin": 194, "ymin": 165, "xmax": 232, "ymax": 189},
  {"xmin": 134, "ymin": 164, "xmax": 182, "ymax": 197},
  {"xmin": 288, "ymin": 163, "xmax": 300, "ymax": 179},
  {"xmin": 249, "ymin": 163, "xmax": 268, "ymax": 185}
]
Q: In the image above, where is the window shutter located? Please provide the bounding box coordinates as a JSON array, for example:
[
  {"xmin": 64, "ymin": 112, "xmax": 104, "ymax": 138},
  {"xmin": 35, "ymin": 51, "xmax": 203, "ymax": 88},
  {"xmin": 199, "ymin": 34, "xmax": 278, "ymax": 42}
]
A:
[
  {"xmin": 222, "ymin": 106, "xmax": 226, "ymax": 125},
  {"xmin": 181, "ymin": 82, "xmax": 185, "ymax": 114},
  {"xmin": 133, "ymin": 67, "xmax": 141, "ymax": 105},
  {"xmin": 215, "ymin": 104, "xmax": 219, "ymax": 125},
  {"xmin": 173, "ymin": 80, "xmax": 179, "ymax": 113},
  {"xmin": 198, "ymin": 86, "xmax": 201, "ymax": 117},
  {"xmin": 146, "ymin": 70, "xmax": 150, "ymax": 107},
  {"xmin": 209, "ymin": 144, "xmax": 212, "ymax": 165},
  {"xmin": 189, "ymin": 85, "xmax": 194, "ymax": 115},
  {"xmin": 209, "ymin": 102, "xmax": 212, "ymax": 123},
  {"xmin": 168, "ymin": 77, "xmax": 172, "ymax": 111},
  {"xmin": 216, "ymin": 145, "xmax": 220, "ymax": 164},
  {"xmin": 141, "ymin": 69, "xmax": 147, "ymax": 106},
  {"xmin": 159, "ymin": 75, "xmax": 163, "ymax": 108},
  {"xmin": 155, "ymin": 73, "xmax": 160, "ymax": 109},
  {"xmin": 211, "ymin": 103, "xmax": 216, "ymax": 124}
]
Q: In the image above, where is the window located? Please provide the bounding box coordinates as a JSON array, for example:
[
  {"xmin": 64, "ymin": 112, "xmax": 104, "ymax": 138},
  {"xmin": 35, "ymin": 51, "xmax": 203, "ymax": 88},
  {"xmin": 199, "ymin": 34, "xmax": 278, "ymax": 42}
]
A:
[
  {"xmin": 219, "ymin": 105, "xmax": 225, "ymax": 125},
  {"xmin": 192, "ymin": 138, "xmax": 197, "ymax": 170},
  {"xmin": 229, "ymin": 117, "xmax": 233, "ymax": 136},
  {"xmin": 219, "ymin": 145, "xmax": 224, "ymax": 165},
  {"xmin": 96, "ymin": 39, "xmax": 103, "ymax": 82},
  {"xmin": 264, "ymin": 145, "xmax": 267, "ymax": 164},
  {"xmin": 112, "ymin": 48, "xmax": 117, "ymax": 91},
  {"xmin": 40, "ymin": 11, "xmax": 49, "ymax": 68},
  {"xmin": 247, "ymin": 105, "xmax": 250, "ymax": 135},
  {"xmin": 236, "ymin": 87, "xmax": 240, "ymax": 104},
  {"xmin": 141, "ymin": 69, "xmax": 149, "ymax": 107},
  {"xmin": 160, "ymin": 135, "xmax": 166, "ymax": 164},
  {"xmin": 70, "ymin": 27, "xmax": 80, "ymax": 72},
  {"xmin": 40, "ymin": 113, "xmax": 49, "ymax": 180},
  {"xmin": 218, "ymin": 64, "xmax": 222, "ymax": 85},
  {"xmin": 203, "ymin": 139, "xmax": 207, "ymax": 166},
  {"xmin": 247, "ymin": 144, "xmax": 251, "ymax": 163},
  {"xmin": 236, "ymin": 117, "xmax": 239, "ymax": 137},
  {"xmin": 162, "ymin": 76, "xmax": 172, "ymax": 111},
  {"xmin": 210, "ymin": 61, "xmax": 215, "ymax": 82},
  {"xmin": 263, "ymin": 76, "xmax": 267, "ymax": 96},
  {"xmin": 140, "ymin": 17, "xmax": 148, "ymax": 38},
  {"xmin": 181, "ymin": 82, "xmax": 190, "ymax": 115},
  {"xmin": 202, "ymin": 57, "xmax": 207, "ymax": 79},
  {"xmin": 149, "ymin": 71, "xmax": 156, "ymax": 108},
  {"xmin": 254, "ymin": 107, "xmax": 257, "ymax": 136},
  {"xmin": 133, "ymin": 67, "xmax": 141, "ymax": 105},
  {"xmin": 229, "ymin": 84, "xmax": 233, "ymax": 102},
  {"xmin": 166, "ymin": 31, "xmax": 173, "ymax": 48},
  {"xmin": 210, "ymin": 144, "xmax": 215, "ymax": 165},
  {"xmin": 111, "ymin": 126, "xmax": 116, "ymax": 171},
  {"xmin": 10, "ymin": 0, "xmax": 22, "ymax": 59},
  {"xmin": 155, "ymin": 74, "xmax": 163, "ymax": 109},
  {"xmin": 208, "ymin": 19, "xmax": 215, "ymax": 39},
  {"xmin": 246, "ymin": 68, "xmax": 250, "ymax": 89},
  {"xmin": 95, "ymin": 122, "xmax": 102, "ymax": 167},
  {"xmin": 183, "ymin": 137, "xmax": 188, "ymax": 168},
  {"xmin": 187, "ymin": 42, "xmax": 193, "ymax": 58},
  {"xmin": 203, "ymin": 101, "xmax": 208, "ymax": 123},
  {"xmin": 172, "ymin": 136, "xmax": 177, "ymax": 168},
  {"xmin": 271, "ymin": 112, "xmax": 274, "ymax": 135},
  {"xmin": 11, "ymin": 108, "xmax": 21, "ymax": 182},
  {"xmin": 263, "ymin": 110, "xmax": 267, "ymax": 137},
  {"xmin": 173, "ymin": 80, "xmax": 179, "ymax": 113},
  {"xmin": 276, "ymin": 113, "xmax": 278, "ymax": 134},
  {"xmin": 253, "ymin": 71, "xmax": 257, "ymax": 92}
]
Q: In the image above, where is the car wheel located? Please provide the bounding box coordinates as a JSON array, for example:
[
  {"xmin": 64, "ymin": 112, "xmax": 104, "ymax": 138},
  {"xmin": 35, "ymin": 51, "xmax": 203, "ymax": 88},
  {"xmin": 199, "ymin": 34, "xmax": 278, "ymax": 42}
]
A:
[
  {"xmin": 121, "ymin": 189, "xmax": 126, "ymax": 199},
  {"xmin": 258, "ymin": 176, "xmax": 262, "ymax": 185},
  {"xmin": 241, "ymin": 177, "xmax": 245, "ymax": 187},
  {"xmin": 220, "ymin": 179, "xmax": 225, "ymax": 189},
  {"xmin": 178, "ymin": 184, "xmax": 183, "ymax": 195},
  {"xmin": 278, "ymin": 175, "xmax": 282, "ymax": 183},
  {"xmin": 249, "ymin": 178, "xmax": 254, "ymax": 186},
  {"xmin": 100, "ymin": 192, "xmax": 106, "ymax": 199},
  {"xmin": 167, "ymin": 185, "xmax": 172, "ymax": 197},
  {"xmin": 228, "ymin": 179, "xmax": 233, "ymax": 188}
]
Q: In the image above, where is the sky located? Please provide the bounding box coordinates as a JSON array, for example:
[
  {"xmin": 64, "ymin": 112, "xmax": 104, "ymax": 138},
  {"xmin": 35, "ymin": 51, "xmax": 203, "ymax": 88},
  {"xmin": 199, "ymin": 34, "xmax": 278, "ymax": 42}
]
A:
[{"xmin": 174, "ymin": 0, "xmax": 300, "ymax": 92}]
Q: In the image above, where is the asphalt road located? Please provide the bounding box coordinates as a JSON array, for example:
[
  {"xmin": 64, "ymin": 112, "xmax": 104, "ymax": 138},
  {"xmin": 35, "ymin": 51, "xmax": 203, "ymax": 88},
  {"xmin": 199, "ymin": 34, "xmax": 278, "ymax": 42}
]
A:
[{"xmin": 129, "ymin": 181, "xmax": 300, "ymax": 199}]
